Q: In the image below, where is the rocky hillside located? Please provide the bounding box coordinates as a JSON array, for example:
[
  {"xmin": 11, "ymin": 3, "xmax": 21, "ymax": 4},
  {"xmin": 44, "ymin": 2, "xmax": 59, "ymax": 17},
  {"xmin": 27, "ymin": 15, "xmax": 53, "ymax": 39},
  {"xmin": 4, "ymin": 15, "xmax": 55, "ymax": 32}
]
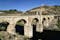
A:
[
  {"xmin": 0, "ymin": 9, "xmax": 23, "ymax": 14},
  {"xmin": 26, "ymin": 5, "xmax": 60, "ymax": 15}
]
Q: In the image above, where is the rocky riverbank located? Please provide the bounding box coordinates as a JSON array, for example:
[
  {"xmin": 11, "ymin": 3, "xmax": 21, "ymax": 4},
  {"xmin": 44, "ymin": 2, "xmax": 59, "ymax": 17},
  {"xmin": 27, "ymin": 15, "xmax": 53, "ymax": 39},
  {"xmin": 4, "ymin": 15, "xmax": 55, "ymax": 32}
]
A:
[{"xmin": 0, "ymin": 31, "xmax": 29, "ymax": 40}]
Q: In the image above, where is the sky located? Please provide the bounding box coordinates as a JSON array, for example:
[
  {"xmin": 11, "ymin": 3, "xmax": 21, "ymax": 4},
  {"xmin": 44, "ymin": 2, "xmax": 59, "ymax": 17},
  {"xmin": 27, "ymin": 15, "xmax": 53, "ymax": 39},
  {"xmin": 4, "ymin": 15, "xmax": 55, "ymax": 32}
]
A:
[{"xmin": 0, "ymin": 0, "xmax": 60, "ymax": 11}]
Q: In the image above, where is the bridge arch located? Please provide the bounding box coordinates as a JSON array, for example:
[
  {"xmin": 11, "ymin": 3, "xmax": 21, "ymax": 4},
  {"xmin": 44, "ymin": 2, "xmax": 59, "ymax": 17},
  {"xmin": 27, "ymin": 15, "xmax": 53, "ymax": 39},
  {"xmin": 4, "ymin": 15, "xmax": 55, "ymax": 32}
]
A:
[
  {"xmin": 18, "ymin": 19, "xmax": 27, "ymax": 23},
  {"xmin": 31, "ymin": 18, "xmax": 39, "ymax": 25},
  {"xmin": 0, "ymin": 21, "xmax": 9, "ymax": 31},
  {"xmin": 15, "ymin": 19, "xmax": 27, "ymax": 35},
  {"xmin": 31, "ymin": 18, "xmax": 39, "ymax": 35}
]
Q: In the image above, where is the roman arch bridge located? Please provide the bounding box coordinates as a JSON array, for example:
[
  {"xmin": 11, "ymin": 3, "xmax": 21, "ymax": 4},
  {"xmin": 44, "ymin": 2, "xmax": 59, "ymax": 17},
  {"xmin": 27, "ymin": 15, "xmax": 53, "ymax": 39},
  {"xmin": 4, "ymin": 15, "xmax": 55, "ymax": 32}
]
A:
[{"xmin": 0, "ymin": 15, "xmax": 56, "ymax": 38}]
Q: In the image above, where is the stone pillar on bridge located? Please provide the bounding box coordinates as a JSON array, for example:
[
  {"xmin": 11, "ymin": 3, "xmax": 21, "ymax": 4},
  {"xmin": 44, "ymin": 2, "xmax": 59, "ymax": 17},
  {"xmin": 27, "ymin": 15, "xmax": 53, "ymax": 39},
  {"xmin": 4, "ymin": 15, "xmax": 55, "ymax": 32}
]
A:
[
  {"xmin": 36, "ymin": 16, "xmax": 43, "ymax": 32},
  {"xmin": 7, "ymin": 21, "xmax": 16, "ymax": 35},
  {"xmin": 36, "ymin": 22, "xmax": 43, "ymax": 32},
  {"xmin": 24, "ymin": 22, "xmax": 33, "ymax": 38}
]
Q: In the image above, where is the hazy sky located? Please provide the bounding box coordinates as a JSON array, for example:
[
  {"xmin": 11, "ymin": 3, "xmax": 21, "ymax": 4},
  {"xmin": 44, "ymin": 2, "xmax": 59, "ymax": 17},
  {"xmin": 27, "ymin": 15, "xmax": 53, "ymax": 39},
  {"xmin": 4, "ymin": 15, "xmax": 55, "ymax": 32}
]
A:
[{"xmin": 0, "ymin": 0, "xmax": 60, "ymax": 11}]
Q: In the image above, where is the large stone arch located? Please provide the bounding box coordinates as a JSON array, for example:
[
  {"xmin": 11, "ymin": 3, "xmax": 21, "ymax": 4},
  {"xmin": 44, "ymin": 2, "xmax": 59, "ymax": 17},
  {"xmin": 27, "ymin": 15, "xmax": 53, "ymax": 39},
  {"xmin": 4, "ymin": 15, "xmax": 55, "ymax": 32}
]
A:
[
  {"xmin": 6, "ymin": 16, "xmax": 28, "ymax": 35},
  {"xmin": 0, "ymin": 21, "xmax": 9, "ymax": 31},
  {"xmin": 15, "ymin": 19, "xmax": 27, "ymax": 35},
  {"xmin": 0, "ymin": 17, "xmax": 11, "ymax": 32}
]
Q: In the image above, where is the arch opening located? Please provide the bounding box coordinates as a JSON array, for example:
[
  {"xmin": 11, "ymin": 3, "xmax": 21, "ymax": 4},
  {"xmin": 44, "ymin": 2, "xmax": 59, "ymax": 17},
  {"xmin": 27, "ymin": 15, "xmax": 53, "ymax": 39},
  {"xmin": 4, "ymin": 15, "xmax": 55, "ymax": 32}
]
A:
[
  {"xmin": 48, "ymin": 17, "xmax": 50, "ymax": 20},
  {"xmin": 32, "ymin": 18, "xmax": 39, "ymax": 36},
  {"xmin": 32, "ymin": 18, "xmax": 39, "ymax": 25},
  {"xmin": 0, "ymin": 22, "xmax": 9, "ymax": 31},
  {"xmin": 43, "ymin": 18, "xmax": 46, "ymax": 21},
  {"xmin": 42, "ymin": 18, "xmax": 46, "ymax": 24},
  {"xmin": 15, "ymin": 19, "xmax": 27, "ymax": 35}
]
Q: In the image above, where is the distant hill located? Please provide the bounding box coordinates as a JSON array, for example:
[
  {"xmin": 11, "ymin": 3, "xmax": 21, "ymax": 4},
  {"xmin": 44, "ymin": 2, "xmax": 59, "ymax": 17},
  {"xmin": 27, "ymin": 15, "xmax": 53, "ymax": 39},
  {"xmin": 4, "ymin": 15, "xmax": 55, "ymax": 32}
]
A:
[
  {"xmin": 0, "ymin": 9, "xmax": 23, "ymax": 14},
  {"xmin": 26, "ymin": 5, "xmax": 60, "ymax": 15}
]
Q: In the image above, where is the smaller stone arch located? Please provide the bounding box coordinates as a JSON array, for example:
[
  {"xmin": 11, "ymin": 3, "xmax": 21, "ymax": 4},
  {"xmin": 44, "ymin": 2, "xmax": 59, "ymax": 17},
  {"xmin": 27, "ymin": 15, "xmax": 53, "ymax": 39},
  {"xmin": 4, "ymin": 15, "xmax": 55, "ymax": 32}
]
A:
[
  {"xmin": 43, "ymin": 18, "xmax": 46, "ymax": 21},
  {"xmin": 33, "ymin": 18, "xmax": 39, "ymax": 22},
  {"xmin": 42, "ymin": 18, "xmax": 46, "ymax": 24},
  {"xmin": 0, "ymin": 21, "xmax": 9, "ymax": 31},
  {"xmin": 31, "ymin": 18, "xmax": 39, "ymax": 35},
  {"xmin": 48, "ymin": 17, "xmax": 50, "ymax": 20},
  {"xmin": 32, "ymin": 18, "xmax": 39, "ymax": 25}
]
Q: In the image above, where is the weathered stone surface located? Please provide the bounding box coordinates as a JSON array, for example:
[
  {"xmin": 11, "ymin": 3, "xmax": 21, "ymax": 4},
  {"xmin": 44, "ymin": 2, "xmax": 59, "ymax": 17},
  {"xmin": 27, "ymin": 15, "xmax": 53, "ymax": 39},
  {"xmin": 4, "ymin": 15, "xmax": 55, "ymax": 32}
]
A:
[
  {"xmin": 0, "ymin": 31, "xmax": 26, "ymax": 40},
  {"xmin": 0, "ymin": 15, "xmax": 59, "ymax": 38}
]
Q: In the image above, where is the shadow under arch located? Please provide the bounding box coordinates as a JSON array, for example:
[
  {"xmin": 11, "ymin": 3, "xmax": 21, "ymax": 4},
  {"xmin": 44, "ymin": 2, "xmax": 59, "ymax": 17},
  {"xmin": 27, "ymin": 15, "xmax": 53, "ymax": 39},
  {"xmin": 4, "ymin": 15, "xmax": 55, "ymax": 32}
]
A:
[
  {"xmin": 0, "ymin": 22, "xmax": 9, "ymax": 31},
  {"xmin": 15, "ymin": 19, "xmax": 27, "ymax": 35}
]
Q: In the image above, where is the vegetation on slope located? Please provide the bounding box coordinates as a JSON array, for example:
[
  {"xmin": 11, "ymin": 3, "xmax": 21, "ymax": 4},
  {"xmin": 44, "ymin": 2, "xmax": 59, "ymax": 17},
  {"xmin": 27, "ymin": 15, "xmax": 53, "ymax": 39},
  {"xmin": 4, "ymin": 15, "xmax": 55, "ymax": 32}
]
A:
[{"xmin": 0, "ymin": 9, "xmax": 23, "ymax": 14}]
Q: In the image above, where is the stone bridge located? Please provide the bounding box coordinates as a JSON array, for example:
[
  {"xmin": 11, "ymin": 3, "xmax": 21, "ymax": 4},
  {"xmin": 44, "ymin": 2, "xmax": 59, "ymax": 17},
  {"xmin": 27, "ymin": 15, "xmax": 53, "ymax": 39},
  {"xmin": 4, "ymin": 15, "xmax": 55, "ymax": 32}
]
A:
[{"xmin": 0, "ymin": 15, "xmax": 55, "ymax": 38}]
